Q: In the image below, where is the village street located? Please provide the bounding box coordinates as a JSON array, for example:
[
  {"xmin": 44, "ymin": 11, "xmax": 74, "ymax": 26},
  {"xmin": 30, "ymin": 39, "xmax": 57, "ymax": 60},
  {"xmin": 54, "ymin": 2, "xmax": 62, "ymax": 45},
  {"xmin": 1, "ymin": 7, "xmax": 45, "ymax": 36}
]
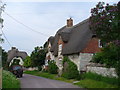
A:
[{"xmin": 19, "ymin": 74, "xmax": 80, "ymax": 88}]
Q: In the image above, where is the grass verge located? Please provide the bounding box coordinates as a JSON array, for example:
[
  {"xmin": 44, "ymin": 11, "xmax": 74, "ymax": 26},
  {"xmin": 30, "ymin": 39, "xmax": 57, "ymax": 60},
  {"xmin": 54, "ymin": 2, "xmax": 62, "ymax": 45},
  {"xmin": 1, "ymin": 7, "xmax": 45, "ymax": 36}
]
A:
[
  {"xmin": 74, "ymin": 79, "xmax": 118, "ymax": 88},
  {"xmin": 2, "ymin": 70, "xmax": 20, "ymax": 89}
]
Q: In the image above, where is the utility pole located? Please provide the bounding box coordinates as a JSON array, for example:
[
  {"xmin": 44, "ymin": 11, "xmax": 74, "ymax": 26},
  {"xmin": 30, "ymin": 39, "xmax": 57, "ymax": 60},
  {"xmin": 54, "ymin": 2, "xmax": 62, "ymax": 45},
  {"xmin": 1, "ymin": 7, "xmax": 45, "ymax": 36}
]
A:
[
  {"xmin": 0, "ymin": 0, "xmax": 2, "ymax": 88},
  {"xmin": 0, "ymin": 0, "xmax": 5, "ymax": 89}
]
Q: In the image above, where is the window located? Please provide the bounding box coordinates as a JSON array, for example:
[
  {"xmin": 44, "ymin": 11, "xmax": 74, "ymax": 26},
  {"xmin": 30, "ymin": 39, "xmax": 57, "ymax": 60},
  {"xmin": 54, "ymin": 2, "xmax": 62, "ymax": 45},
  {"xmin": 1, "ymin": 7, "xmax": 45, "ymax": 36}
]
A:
[
  {"xmin": 59, "ymin": 44, "xmax": 62, "ymax": 51},
  {"xmin": 98, "ymin": 39, "xmax": 102, "ymax": 48}
]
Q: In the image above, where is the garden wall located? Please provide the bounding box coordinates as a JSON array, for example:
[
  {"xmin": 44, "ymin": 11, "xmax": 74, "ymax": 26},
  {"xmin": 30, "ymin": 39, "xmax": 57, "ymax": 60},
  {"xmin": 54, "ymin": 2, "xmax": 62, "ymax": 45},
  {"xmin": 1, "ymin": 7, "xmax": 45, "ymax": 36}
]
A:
[{"xmin": 86, "ymin": 63, "xmax": 118, "ymax": 78}]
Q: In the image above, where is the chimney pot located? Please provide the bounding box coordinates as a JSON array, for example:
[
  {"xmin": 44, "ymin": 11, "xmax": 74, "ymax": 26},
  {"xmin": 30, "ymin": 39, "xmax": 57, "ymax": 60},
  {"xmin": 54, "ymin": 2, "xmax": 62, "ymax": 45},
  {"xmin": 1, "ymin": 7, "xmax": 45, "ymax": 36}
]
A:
[
  {"xmin": 67, "ymin": 18, "xmax": 73, "ymax": 27},
  {"xmin": 12, "ymin": 47, "xmax": 16, "ymax": 50}
]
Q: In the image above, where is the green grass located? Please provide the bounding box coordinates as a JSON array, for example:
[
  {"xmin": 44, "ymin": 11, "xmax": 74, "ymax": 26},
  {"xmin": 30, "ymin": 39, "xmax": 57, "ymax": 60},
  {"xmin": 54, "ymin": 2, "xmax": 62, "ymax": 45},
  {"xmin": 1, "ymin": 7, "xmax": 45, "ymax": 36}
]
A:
[
  {"xmin": 82, "ymin": 72, "xmax": 118, "ymax": 85},
  {"xmin": 2, "ymin": 70, "xmax": 20, "ymax": 89},
  {"xmin": 74, "ymin": 79, "xmax": 118, "ymax": 88},
  {"xmin": 24, "ymin": 70, "xmax": 75, "ymax": 83}
]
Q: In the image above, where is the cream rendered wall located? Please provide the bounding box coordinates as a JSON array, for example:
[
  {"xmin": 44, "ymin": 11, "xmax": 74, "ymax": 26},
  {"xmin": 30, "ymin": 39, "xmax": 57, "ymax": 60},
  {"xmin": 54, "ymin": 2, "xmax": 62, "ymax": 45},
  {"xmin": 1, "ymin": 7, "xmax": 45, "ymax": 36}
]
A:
[
  {"xmin": 68, "ymin": 53, "xmax": 93, "ymax": 72},
  {"xmin": 9, "ymin": 57, "xmax": 24, "ymax": 66}
]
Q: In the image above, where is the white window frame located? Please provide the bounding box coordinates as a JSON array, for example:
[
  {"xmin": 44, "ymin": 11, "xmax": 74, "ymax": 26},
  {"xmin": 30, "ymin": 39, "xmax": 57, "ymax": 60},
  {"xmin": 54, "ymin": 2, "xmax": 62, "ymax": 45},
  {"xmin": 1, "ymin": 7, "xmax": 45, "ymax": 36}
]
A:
[
  {"xmin": 59, "ymin": 44, "xmax": 62, "ymax": 51},
  {"xmin": 98, "ymin": 39, "xmax": 102, "ymax": 48}
]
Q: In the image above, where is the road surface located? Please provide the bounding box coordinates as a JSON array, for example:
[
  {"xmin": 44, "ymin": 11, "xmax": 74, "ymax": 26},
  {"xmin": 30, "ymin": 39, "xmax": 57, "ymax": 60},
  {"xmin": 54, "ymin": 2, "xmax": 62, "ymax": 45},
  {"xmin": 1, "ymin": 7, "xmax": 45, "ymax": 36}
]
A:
[{"xmin": 19, "ymin": 74, "xmax": 80, "ymax": 88}]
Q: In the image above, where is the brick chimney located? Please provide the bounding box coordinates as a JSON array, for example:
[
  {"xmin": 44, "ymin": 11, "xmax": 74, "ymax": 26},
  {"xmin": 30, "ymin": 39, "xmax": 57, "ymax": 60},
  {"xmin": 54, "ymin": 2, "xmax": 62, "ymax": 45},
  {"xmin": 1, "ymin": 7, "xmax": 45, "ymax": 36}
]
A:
[{"xmin": 67, "ymin": 18, "xmax": 73, "ymax": 27}]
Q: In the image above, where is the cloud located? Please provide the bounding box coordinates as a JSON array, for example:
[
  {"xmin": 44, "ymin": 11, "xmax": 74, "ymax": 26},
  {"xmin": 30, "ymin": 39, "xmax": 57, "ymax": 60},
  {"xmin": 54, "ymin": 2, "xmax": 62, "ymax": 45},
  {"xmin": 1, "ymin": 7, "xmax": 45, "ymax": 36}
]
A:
[{"xmin": 3, "ymin": 0, "xmax": 120, "ymax": 3}]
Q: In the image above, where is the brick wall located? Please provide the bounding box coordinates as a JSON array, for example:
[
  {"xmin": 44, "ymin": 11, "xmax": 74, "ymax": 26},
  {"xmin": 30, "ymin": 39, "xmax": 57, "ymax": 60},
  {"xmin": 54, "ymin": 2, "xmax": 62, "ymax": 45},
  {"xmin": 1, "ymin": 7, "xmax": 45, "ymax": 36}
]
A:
[{"xmin": 82, "ymin": 38, "xmax": 101, "ymax": 53}]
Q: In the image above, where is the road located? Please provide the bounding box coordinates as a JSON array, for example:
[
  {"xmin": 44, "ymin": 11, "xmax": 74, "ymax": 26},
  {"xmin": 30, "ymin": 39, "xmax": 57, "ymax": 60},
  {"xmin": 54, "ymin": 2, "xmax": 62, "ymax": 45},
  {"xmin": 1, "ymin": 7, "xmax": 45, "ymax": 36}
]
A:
[{"xmin": 19, "ymin": 74, "xmax": 80, "ymax": 88}]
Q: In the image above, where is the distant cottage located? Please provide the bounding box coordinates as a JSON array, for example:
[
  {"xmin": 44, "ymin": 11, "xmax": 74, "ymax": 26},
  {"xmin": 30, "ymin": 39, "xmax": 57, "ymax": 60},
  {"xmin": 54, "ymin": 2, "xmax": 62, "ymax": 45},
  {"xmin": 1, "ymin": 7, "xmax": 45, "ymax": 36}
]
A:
[
  {"xmin": 45, "ymin": 18, "xmax": 101, "ymax": 73},
  {"xmin": 7, "ymin": 47, "xmax": 28, "ymax": 66}
]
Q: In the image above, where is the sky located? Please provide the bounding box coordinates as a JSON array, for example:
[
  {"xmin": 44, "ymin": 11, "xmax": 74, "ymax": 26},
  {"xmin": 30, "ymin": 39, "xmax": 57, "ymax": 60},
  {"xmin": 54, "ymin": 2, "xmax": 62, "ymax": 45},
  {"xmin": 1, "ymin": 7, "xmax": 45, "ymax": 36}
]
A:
[{"xmin": 1, "ymin": 0, "xmax": 119, "ymax": 55}]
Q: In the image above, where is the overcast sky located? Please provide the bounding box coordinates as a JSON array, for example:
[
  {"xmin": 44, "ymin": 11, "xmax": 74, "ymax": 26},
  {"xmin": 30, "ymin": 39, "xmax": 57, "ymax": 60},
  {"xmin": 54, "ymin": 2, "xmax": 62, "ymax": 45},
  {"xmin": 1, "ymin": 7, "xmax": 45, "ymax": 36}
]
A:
[{"xmin": 1, "ymin": 0, "xmax": 119, "ymax": 55}]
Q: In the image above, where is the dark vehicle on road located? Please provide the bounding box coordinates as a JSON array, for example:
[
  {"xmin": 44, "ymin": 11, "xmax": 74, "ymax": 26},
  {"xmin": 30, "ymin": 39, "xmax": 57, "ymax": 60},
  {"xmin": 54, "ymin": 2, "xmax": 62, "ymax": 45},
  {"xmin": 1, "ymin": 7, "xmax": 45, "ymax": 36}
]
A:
[{"xmin": 10, "ymin": 65, "xmax": 23, "ymax": 78}]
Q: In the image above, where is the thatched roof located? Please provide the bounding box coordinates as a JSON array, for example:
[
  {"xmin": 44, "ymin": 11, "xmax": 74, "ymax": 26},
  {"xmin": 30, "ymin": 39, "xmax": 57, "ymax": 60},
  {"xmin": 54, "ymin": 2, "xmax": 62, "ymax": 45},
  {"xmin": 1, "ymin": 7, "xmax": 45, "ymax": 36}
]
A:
[
  {"xmin": 7, "ymin": 47, "xmax": 28, "ymax": 63},
  {"xmin": 49, "ymin": 19, "xmax": 93, "ymax": 56},
  {"xmin": 48, "ymin": 36, "xmax": 55, "ymax": 46}
]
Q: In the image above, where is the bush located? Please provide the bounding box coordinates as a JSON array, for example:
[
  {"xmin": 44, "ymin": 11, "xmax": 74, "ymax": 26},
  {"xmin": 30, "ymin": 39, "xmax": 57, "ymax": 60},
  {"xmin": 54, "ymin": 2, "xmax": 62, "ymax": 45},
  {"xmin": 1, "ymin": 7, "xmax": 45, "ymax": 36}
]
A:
[
  {"xmin": 91, "ymin": 44, "xmax": 120, "ymax": 86},
  {"xmin": 2, "ymin": 70, "xmax": 20, "ymax": 89},
  {"xmin": 38, "ymin": 66, "xmax": 42, "ymax": 71},
  {"xmin": 48, "ymin": 60, "xmax": 58, "ymax": 74},
  {"xmin": 62, "ymin": 56, "xmax": 80, "ymax": 79},
  {"xmin": 82, "ymin": 72, "xmax": 118, "ymax": 85}
]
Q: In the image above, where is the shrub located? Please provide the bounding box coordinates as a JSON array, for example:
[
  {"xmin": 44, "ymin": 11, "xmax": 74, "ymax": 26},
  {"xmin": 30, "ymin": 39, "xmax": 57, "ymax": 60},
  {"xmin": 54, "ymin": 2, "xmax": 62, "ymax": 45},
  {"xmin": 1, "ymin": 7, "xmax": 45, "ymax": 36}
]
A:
[
  {"xmin": 48, "ymin": 60, "xmax": 58, "ymax": 74},
  {"xmin": 92, "ymin": 44, "xmax": 120, "ymax": 86},
  {"xmin": 2, "ymin": 70, "xmax": 20, "ymax": 89},
  {"xmin": 82, "ymin": 72, "xmax": 118, "ymax": 85},
  {"xmin": 38, "ymin": 66, "xmax": 42, "ymax": 71},
  {"xmin": 62, "ymin": 56, "xmax": 79, "ymax": 79}
]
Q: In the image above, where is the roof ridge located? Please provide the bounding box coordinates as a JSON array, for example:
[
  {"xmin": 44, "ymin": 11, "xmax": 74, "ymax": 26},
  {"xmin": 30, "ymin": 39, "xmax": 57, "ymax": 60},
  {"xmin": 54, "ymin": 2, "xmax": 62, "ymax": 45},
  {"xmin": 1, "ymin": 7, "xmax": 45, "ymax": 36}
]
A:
[{"xmin": 72, "ymin": 18, "xmax": 89, "ymax": 28}]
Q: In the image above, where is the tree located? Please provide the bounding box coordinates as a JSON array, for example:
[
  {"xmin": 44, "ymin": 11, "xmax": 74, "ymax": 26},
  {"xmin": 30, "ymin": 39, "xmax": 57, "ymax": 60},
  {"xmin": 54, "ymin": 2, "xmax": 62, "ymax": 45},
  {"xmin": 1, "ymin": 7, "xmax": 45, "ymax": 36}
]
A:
[
  {"xmin": 23, "ymin": 56, "xmax": 32, "ymax": 68},
  {"xmin": 2, "ymin": 49, "xmax": 8, "ymax": 70},
  {"xmin": 31, "ymin": 46, "xmax": 46, "ymax": 68},
  {"xmin": 0, "ymin": 3, "xmax": 6, "ymax": 43},
  {"xmin": 89, "ymin": 2, "xmax": 120, "ymax": 45},
  {"xmin": 90, "ymin": 1, "xmax": 120, "ymax": 86}
]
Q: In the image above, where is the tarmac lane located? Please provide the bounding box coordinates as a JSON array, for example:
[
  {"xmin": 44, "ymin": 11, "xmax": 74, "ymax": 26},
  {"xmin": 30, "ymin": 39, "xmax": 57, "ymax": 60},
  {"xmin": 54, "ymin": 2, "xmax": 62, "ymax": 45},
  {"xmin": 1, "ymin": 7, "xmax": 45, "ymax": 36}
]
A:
[{"xmin": 19, "ymin": 74, "xmax": 80, "ymax": 89}]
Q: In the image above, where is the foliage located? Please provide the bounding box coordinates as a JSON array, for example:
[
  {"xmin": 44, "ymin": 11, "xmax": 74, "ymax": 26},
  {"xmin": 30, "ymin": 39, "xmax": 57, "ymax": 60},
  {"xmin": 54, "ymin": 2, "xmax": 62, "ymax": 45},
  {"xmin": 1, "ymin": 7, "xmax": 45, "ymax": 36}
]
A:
[
  {"xmin": 23, "ymin": 56, "xmax": 32, "ymax": 68},
  {"xmin": 90, "ymin": 1, "xmax": 120, "ymax": 86},
  {"xmin": 2, "ymin": 49, "xmax": 8, "ymax": 70},
  {"xmin": 30, "ymin": 46, "xmax": 46, "ymax": 67},
  {"xmin": 82, "ymin": 72, "xmax": 118, "ymax": 85},
  {"xmin": 92, "ymin": 44, "xmax": 120, "ymax": 67},
  {"xmin": 2, "ymin": 70, "xmax": 20, "ymax": 89},
  {"xmin": 11, "ymin": 59, "xmax": 20, "ymax": 66},
  {"xmin": 62, "ymin": 56, "xmax": 79, "ymax": 79},
  {"xmin": 92, "ymin": 44, "xmax": 120, "ymax": 84},
  {"xmin": 48, "ymin": 60, "xmax": 58, "ymax": 74},
  {"xmin": 89, "ymin": 2, "xmax": 120, "ymax": 44}
]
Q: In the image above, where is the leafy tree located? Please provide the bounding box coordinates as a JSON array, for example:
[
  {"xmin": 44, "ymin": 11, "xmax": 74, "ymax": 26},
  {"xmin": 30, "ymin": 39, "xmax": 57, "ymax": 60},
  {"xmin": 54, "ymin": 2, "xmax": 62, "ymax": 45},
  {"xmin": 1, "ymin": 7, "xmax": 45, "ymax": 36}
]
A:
[
  {"xmin": 23, "ymin": 56, "xmax": 32, "ymax": 68},
  {"xmin": 2, "ymin": 49, "xmax": 8, "ymax": 70},
  {"xmin": 89, "ymin": 2, "xmax": 120, "ymax": 44},
  {"xmin": 90, "ymin": 1, "xmax": 120, "ymax": 86},
  {"xmin": 31, "ymin": 46, "xmax": 46, "ymax": 68}
]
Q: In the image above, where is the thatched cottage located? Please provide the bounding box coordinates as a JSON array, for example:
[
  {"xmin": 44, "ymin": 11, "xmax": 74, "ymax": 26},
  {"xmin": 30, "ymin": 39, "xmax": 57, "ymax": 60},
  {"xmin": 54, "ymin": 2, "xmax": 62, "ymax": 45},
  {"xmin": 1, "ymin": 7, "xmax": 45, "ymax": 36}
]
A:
[
  {"xmin": 45, "ymin": 18, "xmax": 101, "ymax": 73},
  {"xmin": 7, "ymin": 47, "xmax": 28, "ymax": 66}
]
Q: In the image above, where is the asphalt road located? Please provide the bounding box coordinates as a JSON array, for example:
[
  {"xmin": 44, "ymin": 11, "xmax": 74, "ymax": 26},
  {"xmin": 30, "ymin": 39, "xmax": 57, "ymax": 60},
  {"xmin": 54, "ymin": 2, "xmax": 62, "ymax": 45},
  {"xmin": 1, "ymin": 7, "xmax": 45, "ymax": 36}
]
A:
[{"xmin": 19, "ymin": 74, "xmax": 80, "ymax": 88}]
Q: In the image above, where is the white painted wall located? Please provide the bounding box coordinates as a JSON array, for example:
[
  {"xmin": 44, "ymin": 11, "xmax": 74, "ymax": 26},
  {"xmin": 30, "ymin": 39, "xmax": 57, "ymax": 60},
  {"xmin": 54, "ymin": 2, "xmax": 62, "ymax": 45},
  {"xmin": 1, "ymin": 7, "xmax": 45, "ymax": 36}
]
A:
[
  {"xmin": 68, "ymin": 54, "xmax": 80, "ymax": 71},
  {"xmin": 9, "ymin": 57, "xmax": 24, "ymax": 66},
  {"xmin": 68, "ymin": 53, "xmax": 93, "ymax": 72}
]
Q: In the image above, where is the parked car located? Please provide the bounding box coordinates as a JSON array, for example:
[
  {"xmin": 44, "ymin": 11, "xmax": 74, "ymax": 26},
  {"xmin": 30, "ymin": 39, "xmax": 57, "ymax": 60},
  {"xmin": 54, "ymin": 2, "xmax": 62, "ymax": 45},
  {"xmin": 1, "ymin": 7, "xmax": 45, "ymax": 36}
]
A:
[{"xmin": 10, "ymin": 65, "xmax": 23, "ymax": 78}]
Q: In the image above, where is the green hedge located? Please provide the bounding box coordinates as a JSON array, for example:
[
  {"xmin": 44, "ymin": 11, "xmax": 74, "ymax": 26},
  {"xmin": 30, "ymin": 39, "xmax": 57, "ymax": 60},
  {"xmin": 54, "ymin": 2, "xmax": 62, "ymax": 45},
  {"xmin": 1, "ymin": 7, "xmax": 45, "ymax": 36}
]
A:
[
  {"xmin": 2, "ymin": 70, "xmax": 20, "ymax": 89},
  {"xmin": 82, "ymin": 72, "xmax": 118, "ymax": 85}
]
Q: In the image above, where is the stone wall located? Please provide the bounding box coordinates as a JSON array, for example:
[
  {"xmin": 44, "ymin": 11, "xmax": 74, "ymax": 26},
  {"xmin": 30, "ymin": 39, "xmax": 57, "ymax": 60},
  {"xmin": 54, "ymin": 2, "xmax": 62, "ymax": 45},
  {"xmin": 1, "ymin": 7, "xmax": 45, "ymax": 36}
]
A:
[
  {"xmin": 24, "ymin": 67, "xmax": 38, "ymax": 71},
  {"xmin": 68, "ymin": 53, "xmax": 93, "ymax": 72},
  {"xmin": 79, "ymin": 53, "xmax": 93, "ymax": 71},
  {"xmin": 86, "ymin": 64, "xmax": 117, "ymax": 78},
  {"xmin": 68, "ymin": 54, "xmax": 80, "ymax": 71}
]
